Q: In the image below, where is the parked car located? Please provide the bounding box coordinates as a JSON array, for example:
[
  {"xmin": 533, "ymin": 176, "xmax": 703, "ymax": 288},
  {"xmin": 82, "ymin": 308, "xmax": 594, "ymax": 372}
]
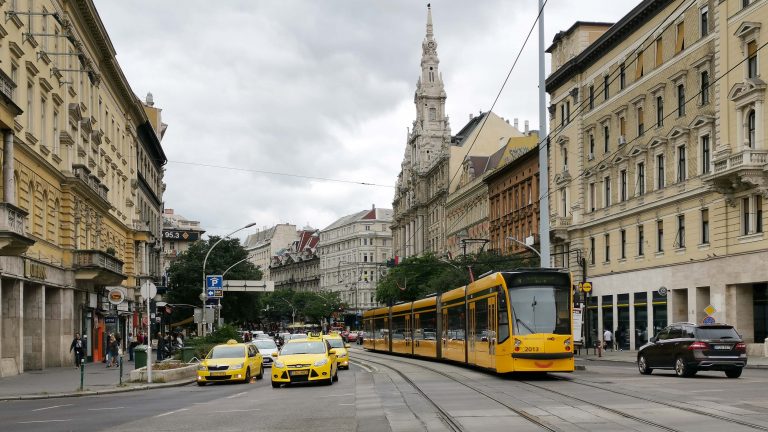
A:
[
  {"xmin": 637, "ymin": 323, "xmax": 747, "ymax": 378},
  {"xmin": 345, "ymin": 332, "xmax": 358, "ymax": 343},
  {"xmin": 250, "ymin": 339, "xmax": 279, "ymax": 367}
]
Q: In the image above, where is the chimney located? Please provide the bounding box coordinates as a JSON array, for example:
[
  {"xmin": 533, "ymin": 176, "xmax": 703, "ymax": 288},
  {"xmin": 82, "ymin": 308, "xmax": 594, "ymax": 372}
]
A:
[
  {"xmin": 524, "ymin": 120, "xmax": 530, "ymax": 134},
  {"xmin": 469, "ymin": 113, "xmax": 474, "ymax": 120},
  {"xmin": 514, "ymin": 118, "xmax": 519, "ymax": 129},
  {"xmin": 145, "ymin": 92, "xmax": 154, "ymax": 107},
  {"xmin": 505, "ymin": 119, "xmax": 510, "ymax": 124}
]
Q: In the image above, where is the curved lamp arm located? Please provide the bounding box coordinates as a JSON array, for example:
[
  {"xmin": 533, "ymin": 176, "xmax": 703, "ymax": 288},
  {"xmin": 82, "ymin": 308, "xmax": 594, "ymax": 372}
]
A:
[{"xmin": 506, "ymin": 236, "xmax": 542, "ymax": 260}]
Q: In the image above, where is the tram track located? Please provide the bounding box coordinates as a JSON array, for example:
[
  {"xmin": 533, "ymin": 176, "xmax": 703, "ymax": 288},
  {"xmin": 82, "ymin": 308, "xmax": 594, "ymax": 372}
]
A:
[{"xmin": 354, "ymin": 349, "xmax": 768, "ymax": 432}]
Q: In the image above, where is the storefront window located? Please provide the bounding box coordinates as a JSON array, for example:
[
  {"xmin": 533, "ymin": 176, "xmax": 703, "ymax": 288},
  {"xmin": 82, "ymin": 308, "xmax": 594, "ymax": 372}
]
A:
[
  {"xmin": 617, "ymin": 294, "xmax": 630, "ymax": 350},
  {"xmin": 652, "ymin": 291, "xmax": 668, "ymax": 338},
  {"xmin": 755, "ymin": 283, "xmax": 768, "ymax": 344},
  {"xmin": 602, "ymin": 294, "xmax": 614, "ymax": 344},
  {"xmin": 634, "ymin": 292, "xmax": 648, "ymax": 349},
  {"xmin": 587, "ymin": 295, "xmax": 598, "ymax": 348}
]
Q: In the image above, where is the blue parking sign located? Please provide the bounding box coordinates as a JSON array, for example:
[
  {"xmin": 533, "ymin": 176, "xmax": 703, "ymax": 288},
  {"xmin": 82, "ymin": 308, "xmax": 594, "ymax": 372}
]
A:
[
  {"xmin": 702, "ymin": 316, "xmax": 716, "ymax": 325},
  {"xmin": 206, "ymin": 275, "xmax": 223, "ymax": 289}
]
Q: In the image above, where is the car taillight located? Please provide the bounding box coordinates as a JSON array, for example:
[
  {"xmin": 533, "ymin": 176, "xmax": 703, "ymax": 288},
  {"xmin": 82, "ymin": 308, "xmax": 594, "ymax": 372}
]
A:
[
  {"xmin": 564, "ymin": 338, "xmax": 572, "ymax": 351},
  {"xmin": 688, "ymin": 341, "xmax": 708, "ymax": 350},
  {"xmin": 735, "ymin": 342, "xmax": 747, "ymax": 352}
]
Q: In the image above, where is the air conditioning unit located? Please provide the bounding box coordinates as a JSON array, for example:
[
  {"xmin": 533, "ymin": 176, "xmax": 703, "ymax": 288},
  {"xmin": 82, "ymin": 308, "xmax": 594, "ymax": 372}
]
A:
[{"xmin": 618, "ymin": 136, "xmax": 627, "ymax": 145}]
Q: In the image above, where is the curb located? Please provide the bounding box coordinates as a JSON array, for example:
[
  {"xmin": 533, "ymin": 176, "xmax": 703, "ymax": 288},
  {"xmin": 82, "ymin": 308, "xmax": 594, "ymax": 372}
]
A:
[
  {"xmin": 576, "ymin": 357, "xmax": 768, "ymax": 369},
  {"xmin": 0, "ymin": 378, "xmax": 195, "ymax": 401}
]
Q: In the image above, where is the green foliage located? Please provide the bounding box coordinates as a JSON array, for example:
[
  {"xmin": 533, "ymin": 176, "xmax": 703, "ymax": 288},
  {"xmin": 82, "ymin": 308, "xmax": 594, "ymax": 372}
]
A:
[
  {"xmin": 186, "ymin": 324, "xmax": 242, "ymax": 359},
  {"xmin": 261, "ymin": 290, "xmax": 343, "ymax": 324},
  {"xmin": 375, "ymin": 250, "xmax": 535, "ymax": 305}
]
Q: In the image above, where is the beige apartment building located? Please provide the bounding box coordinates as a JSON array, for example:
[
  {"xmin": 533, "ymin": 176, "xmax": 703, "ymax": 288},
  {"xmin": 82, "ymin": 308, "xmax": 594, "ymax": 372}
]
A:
[
  {"xmin": 244, "ymin": 224, "xmax": 298, "ymax": 282},
  {"xmin": 547, "ymin": 0, "xmax": 767, "ymax": 352}
]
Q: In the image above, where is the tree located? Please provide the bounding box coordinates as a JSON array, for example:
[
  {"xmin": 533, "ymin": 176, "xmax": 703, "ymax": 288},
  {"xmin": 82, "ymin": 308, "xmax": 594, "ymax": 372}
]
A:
[
  {"xmin": 262, "ymin": 290, "xmax": 343, "ymax": 325},
  {"xmin": 166, "ymin": 236, "xmax": 262, "ymax": 325}
]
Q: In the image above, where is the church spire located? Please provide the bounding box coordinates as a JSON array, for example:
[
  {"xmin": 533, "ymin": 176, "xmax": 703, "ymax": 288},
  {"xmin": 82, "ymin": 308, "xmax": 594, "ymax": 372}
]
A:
[{"xmin": 426, "ymin": 3, "xmax": 434, "ymax": 39}]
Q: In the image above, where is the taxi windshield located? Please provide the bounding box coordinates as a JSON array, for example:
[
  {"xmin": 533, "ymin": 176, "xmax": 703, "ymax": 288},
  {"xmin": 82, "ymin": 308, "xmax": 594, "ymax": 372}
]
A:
[
  {"xmin": 280, "ymin": 341, "xmax": 326, "ymax": 355},
  {"xmin": 326, "ymin": 338, "xmax": 344, "ymax": 348},
  {"xmin": 208, "ymin": 346, "xmax": 244, "ymax": 359},
  {"xmin": 254, "ymin": 340, "xmax": 277, "ymax": 349}
]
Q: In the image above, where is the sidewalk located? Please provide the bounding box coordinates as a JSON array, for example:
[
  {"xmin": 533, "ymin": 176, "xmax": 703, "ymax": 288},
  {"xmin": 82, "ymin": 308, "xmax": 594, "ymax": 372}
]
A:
[
  {"xmin": 575, "ymin": 347, "xmax": 768, "ymax": 369},
  {"xmin": 0, "ymin": 359, "xmax": 194, "ymax": 401}
]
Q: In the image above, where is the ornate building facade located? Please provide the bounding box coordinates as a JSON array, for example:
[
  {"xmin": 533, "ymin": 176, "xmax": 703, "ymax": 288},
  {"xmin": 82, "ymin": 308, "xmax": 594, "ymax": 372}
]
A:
[{"xmin": 269, "ymin": 228, "xmax": 320, "ymax": 292}]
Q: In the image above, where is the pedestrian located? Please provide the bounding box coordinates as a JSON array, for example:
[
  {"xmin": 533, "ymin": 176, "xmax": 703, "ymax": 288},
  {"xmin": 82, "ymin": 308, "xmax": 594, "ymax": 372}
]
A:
[
  {"xmin": 156, "ymin": 332, "xmax": 164, "ymax": 361},
  {"xmin": 127, "ymin": 332, "xmax": 135, "ymax": 361},
  {"xmin": 70, "ymin": 333, "xmax": 85, "ymax": 368},
  {"xmin": 107, "ymin": 334, "xmax": 119, "ymax": 367},
  {"xmin": 104, "ymin": 332, "xmax": 112, "ymax": 365},
  {"xmin": 603, "ymin": 328, "xmax": 613, "ymax": 351}
]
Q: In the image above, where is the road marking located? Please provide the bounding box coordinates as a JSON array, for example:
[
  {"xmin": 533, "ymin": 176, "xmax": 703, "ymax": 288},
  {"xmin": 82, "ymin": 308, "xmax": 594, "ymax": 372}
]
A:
[
  {"xmin": 339, "ymin": 403, "xmax": 355, "ymax": 406},
  {"xmin": 326, "ymin": 393, "xmax": 354, "ymax": 397},
  {"xmin": 18, "ymin": 419, "xmax": 72, "ymax": 424},
  {"xmin": 226, "ymin": 391, "xmax": 247, "ymax": 399},
  {"xmin": 155, "ymin": 408, "xmax": 189, "ymax": 418},
  {"xmin": 214, "ymin": 409, "xmax": 261, "ymax": 413},
  {"xmin": 88, "ymin": 407, "xmax": 125, "ymax": 411},
  {"xmin": 32, "ymin": 404, "xmax": 73, "ymax": 412}
]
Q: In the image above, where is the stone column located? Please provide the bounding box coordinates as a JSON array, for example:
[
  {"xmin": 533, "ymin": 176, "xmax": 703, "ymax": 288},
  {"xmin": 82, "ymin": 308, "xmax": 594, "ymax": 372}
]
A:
[
  {"xmin": 710, "ymin": 284, "xmax": 727, "ymax": 324},
  {"xmin": 3, "ymin": 130, "xmax": 15, "ymax": 204},
  {"xmin": 23, "ymin": 283, "xmax": 43, "ymax": 371},
  {"xmin": 1, "ymin": 279, "xmax": 23, "ymax": 376},
  {"xmin": 45, "ymin": 287, "xmax": 64, "ymax": 367},
  {"xmin": 735, "ymin": 109, "xmax": 744, "ymax": 149},
  {"xmin": 756, "ymin": 101, "xmax": 764, "ymax": 150}
]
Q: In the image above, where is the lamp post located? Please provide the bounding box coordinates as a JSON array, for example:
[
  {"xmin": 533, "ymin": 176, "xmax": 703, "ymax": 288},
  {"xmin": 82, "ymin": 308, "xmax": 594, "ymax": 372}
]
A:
[
  {"xmin": 222, "ymin": 254, "xmax": 256, "ymax": 277},
  {"xmin": 201, "ymin": 222, "xmax": 256, "ymax": 336},
  {"xmin": 280, "ymin": 298, "xmax": 296, "ymax": 327},
  {"xmin": 506, "ymin": 236, "xmax": 542, "ymax": 262}
]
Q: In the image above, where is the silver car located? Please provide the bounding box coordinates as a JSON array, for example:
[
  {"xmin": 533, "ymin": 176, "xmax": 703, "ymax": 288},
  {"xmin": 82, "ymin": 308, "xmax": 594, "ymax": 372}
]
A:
[{"xmin": 251, "ymin": 339, "xmax": 279, "ymax": 367}]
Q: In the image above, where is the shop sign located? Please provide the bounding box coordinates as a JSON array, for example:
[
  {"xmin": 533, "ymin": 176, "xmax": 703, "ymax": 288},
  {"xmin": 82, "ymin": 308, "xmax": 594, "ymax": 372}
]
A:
[
  {"xmin": 24, "ymin": 260, "xmax": 47, "ymax": 280},
  {"xmin": 107, "ymin": 288, "xmax": 126, "ymax": 305},
  {"xmin": 105, "ymin": 316, "xmax": 117, "ymax": 324},
  {"xmin": 163, "ymin": 230, "xmax": 200, "ymax": 241}
]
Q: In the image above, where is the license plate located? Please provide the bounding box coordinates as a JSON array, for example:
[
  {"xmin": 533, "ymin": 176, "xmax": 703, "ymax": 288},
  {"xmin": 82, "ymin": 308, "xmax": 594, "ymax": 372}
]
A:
[
  {"xmin": 714, "ymin": 345, "xmax": 731, "ymax": 350},
  {"xmin": 289, "ymin": 370, "xmax": 308, "ymax": 376},
  {"xmin": 211, "ymin": 371, "xmax": 227, "ymax": 376}
]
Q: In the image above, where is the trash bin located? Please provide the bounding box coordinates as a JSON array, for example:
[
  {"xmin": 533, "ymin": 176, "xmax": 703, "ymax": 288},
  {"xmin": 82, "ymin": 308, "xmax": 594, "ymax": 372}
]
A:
[
  {"xmin": 181, "ymin": 346, "xmax": 197, "ymax": 363},
  {"xmin": 134, "ymin": 345, "xmax": 148, "ymax": 369}
]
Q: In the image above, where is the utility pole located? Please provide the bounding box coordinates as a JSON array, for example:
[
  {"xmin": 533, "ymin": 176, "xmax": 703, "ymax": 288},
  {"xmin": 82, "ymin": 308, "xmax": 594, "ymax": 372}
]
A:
[{"xmin": 538, "ymin": 0, "xmax": 551, "ymax": 268}]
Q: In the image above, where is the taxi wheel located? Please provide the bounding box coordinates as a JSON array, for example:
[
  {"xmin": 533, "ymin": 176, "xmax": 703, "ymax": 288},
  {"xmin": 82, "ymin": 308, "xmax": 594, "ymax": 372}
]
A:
[
  {"xmin": 256, "ymin": 365, "xmax": 263, "ymax": 380},
  {"xmin": 332, "ymin": 370, "xmax": 339, "ymax": 382},
  {"xmin": 243, "ymin": 367, "xmax": 251, "ymax": 383},
  {"xmin": 196, "ymin": 381, "xmax": 206, "ymax": 386},
  {"xmin": 271, "ymin": 381, "xmax": 281, "ymax": 388}
]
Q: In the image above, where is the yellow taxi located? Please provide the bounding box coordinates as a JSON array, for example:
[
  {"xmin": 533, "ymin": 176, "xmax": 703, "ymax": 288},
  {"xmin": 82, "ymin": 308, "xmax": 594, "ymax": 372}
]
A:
[
  {"xmin": 197, "ymin": 339, "xmax": 263, "ymax": 386},
  {"xmin": 271, "ymin": 333, "xmax": 338, "ymax": 388},
  {"xmin": 323, "ymin": 333, "xmax": 350, "ymax": 369}
]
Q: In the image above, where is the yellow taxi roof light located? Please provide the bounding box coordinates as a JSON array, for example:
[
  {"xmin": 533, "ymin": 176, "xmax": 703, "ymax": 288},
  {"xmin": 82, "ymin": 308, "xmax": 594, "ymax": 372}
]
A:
[{"xmin": 226, "ymin": 339, "xmax": 238, "ymax": 345}]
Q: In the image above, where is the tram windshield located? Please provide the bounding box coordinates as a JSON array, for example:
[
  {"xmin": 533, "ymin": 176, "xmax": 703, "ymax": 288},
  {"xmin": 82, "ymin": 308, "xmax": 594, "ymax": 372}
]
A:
[{"xmin": 506, "ymin": 285, "xmax": 570, "ymax": 335}]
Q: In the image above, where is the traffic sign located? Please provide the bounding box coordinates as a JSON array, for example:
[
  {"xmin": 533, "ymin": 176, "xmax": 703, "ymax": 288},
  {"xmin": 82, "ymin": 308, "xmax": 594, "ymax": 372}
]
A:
[
  {"xmin": 206, "ymin": 275, "xmax": 223, "ymax": 289},
  {"xmin": 580, "ymin": 282, "xmax": 592, "ymax": 293},
  {"xmin": 704, "ymin": 304, "xmax": 716, "ymax": 316},
  {"xmin": 140, "ymin": 281, "xmax": 157, "ymax": 300},
  {"xmin": 206, "ymin": 288, "xmax": 223, "ymax": 298},
  {"xmin": 702, "ymin": 316, "xmax": 716, "ymax": 325}
]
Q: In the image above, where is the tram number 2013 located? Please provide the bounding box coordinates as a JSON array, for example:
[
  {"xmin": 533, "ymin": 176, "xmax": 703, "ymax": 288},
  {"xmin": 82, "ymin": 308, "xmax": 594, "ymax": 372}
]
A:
[{"xmin": 524, "ymin": 347, "xmax": 540, "ymax": 352}]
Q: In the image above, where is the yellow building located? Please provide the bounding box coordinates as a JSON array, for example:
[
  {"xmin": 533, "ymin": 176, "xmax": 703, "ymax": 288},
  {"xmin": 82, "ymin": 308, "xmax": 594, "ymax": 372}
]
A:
[
  {"xmin": 0, "ymin": 0, "xmax": 166, "ymax": 376},
  {"xmin": 547, "ymin": 0, "xmax": 767, "ymax": 353}
]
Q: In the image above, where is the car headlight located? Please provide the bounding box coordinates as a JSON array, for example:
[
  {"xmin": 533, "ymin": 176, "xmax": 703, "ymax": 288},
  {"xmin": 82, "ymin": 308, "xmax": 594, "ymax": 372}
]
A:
[
  {"xmin": 313, "ymin": 358, "xmax": 329, "ymax": 367},
  {"xmin": 274, "ymin": 361, "xmax": 285, "ymax": 368},
  {"xmin": 197, "ymin": 364, "xmax": 208, "ymax": 371},
  {"xmin": 230, "ymin": 363, "xmax": 243, "ymax": 370}
]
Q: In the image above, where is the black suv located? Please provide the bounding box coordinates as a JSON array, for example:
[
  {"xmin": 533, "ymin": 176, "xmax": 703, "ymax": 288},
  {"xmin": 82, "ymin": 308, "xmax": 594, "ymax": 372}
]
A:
[{"xmin": 637, "ymin": 323, "xmax": 747, "ymax": 378}]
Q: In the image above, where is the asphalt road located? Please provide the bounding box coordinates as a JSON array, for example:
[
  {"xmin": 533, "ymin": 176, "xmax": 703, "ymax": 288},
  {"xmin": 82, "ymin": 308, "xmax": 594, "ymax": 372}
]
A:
[{"xmin": 3, "ymin": 351, "xmax": 768, "ymax": 432}]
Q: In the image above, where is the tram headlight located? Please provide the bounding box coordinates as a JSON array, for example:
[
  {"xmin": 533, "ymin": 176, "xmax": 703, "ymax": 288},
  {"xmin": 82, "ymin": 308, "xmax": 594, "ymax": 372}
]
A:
[
  {"xmin": 564, "ymin": 338, "xmax": 572, "ymax": 351},
  {"xmin": 514, "ymin": 338, "xmax": 522, "ymax": 352}
]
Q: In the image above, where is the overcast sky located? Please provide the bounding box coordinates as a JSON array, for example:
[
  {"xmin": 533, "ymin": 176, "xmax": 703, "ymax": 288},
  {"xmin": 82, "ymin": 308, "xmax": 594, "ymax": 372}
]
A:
[{"xmin": 93, "ymin": 0, "xmax": 639, "ymax": 240}]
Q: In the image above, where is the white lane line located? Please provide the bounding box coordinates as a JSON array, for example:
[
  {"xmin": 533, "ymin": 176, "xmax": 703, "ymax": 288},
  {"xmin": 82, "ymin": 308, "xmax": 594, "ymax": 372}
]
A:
[
  {"xmin": 339, "ymin": 403, "xmax": 355, "ymax": 406},
  {"xmin": 155, "ymin": 408, "xmax": 189, "ymax": 418},
  {"xmin": 214, "ymin": 409, "xmax": 261, "ymax": 413},
  {"xmin": 326, "ymin": 393, "xmax": 354, "ymax": 397},
  {"xmin": 226, "ymin": 391, "xmax": 247, "ymax": 399},
  {"xmin": 32, "ymin": 404, "xmax": 73, "ymax": 412},
  {"xmin": 18, "ymin": 419, "xmax": 72, "ymax": 424},
  {"xmin": 87, "ymin": 407, "xmax": 125, "ymax": 411}
]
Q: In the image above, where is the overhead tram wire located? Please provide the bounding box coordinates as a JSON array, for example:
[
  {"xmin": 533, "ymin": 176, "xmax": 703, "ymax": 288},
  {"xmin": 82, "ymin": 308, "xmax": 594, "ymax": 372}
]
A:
[
  {"xmin": 534, "ymin": 36, "xmax": 768, "ymax": 210},
  {"xmin": 403, "ymin": 0, "xmax": 549, "ymax": 253}
]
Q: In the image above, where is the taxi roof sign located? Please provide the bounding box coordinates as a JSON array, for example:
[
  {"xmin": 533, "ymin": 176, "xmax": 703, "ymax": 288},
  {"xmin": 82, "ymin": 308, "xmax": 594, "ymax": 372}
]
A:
[{"xmin": 580, "ymin": 282, "xmax": 592, "ymax": 293}]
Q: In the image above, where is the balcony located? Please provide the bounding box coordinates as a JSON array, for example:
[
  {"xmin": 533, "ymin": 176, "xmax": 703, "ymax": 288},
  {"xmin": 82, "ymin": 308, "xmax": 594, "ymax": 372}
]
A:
[
  {"xmin": 74, "ymin": 250, "xmax": 126, "ymax": 285},
  {"xmin": 0, "ymin": 203, "xmax": 35, "ymax": 255},
  {"xmin": 550, "ymin": 215, "xmax": 572, "ymax": 243},
  {"xmin": 707, "ymin": 148, "xmax": 768, "ymax": 199},
  {"xmin": 67, "ymin": 164, "xmax": 109, "ymax": 207}
]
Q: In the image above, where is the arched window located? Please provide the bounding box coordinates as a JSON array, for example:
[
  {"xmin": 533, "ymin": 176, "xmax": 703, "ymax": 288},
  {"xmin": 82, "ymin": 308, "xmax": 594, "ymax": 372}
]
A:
[
  {"xmin": 28, "ymin": 181, "xmax": 35, "ymax": 234},
  {"xmin": 42, "ymin": 191, "xmax": 48, "ymax": 240},
  {"xmin": 53, "ymin": 199, "xmax": 59, "ymax": 245},
  {"xmin": 748, "ymin": 110, "xmax": 756, "ymax": 148}
]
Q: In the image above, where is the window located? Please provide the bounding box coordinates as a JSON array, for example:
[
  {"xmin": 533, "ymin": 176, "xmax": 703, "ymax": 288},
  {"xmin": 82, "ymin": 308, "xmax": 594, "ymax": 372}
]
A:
[
  {"xmin": 743, "ymin": 197, "xmax": 750, "ymax": 235},
  {"xmin": 604, "ymin": 125, "xmax": 610, "ymax": 153},
  {"xmin": 747, "ymin": 41, "xmax": 758, "ymax": 78},
  {"xmin": 743, "ymin": 0, "xmax": 752, "ymax": 8},
  {"xmin": 676, "ymin": 21, "xmax": 685, "ymax": 53},
  {"xmin": 620, "ymin": 229, "xmax": 626, "ymax": 259},
  {"xmin": 657, "ymin": 220, "xmax": 664, "ymax": 252},
  {"xmin": 701, "ymin": 209, "xmax": 709, "ymax": 244},
  {"xmin": 747, "ymin": 110, "xmax": 756, "ymax": 148},
  {"xmin": 620, "ymin": 63, "xmax": 626, "ymax": 89},
  {"xmin": 676, "ymin": 215, "xmax": 686, "ymax": 248},
  {"xmin": 656, "ymin": 96, "xmax": 664, "ymax": 127},
  {"xmin": 560, "ymin": 104, "xmax": 566, "ymax": 126},
  {"xmin": 636, "ymin": 50, "xmax": 644, "ymax": 79},
  {"xmin": 619, "ymin": 116, "xmax": 626, "ymax": 138},
  {"xmin": 40, "ymin": 98, "xmax": 47, "ymax": 146},
  {"xmin": 677, "ymin": 145, "xmax": 686, "ymax": 182},
  {"xmin": 701, "ymin": 135, "xmax": 710, "ymax": 174},
  {"xmin": 589, "ymin": 85, "xmax": 594, "ymax": 110},
  {"xmin": 27, "ymin": 82, "xmax": 33, "ymax": 133},
  {"xmin": 604, "ymin": 176, "xmax": 611, "ymax": 207},
  {"xmin": 656, "ymin": 154, "xmax": 665, "ymax": 189},
  {"xmin": 637, "ymin": 162, "xmax": 645, "ymax": 196},
  {"xmin": 429, "ymin": 107, "xmax": 436, "ymax": 121},
  {"xmin": 677, "ymin": 84, "xmax": 685, "ymax": 117},
  {"xmin": 604, "ymin": 75, "xmax": 610, "ymax": 100},
  {"xmin": 700, "ymin": 71, "xmax": 709, "ymax": 105},
  {"xmin": 637, "ymin": 107, "xmax": 644, "ymax": 136},
  {"xmin": 560, "ymin": 188, "xmax": 567, "ymax": 215},
  {"xmin": 590, "ymin": 237, "xmax": 596, "ymax": 265},
  {"xmin": 620, "ymin": 170, "xmax": 627, "ymax": 202},
  {"xmin": 589, "ymin": 182, "xmax": 596, "ymax": 212},
  {"xmin": 566, "ymin": 100, "xmax": 571, "ymax": 124},
  {"xmin": 655, "ymin": 37, "xmax": 663, "ymax": 67},
  {"xmin": 700, "ymin": 6, "xmax": 709, "ymax": 37},
  {"xmin": 53, "ymin": 110, "xmax": 59, "ymax": 155},
  {"xmin": 589, "ymin": 134, "xmax": 595, "ymax": 159},
  {"xmin": 604, "ymin": 234, "xmax": 610, "ymax": 262},
  {"xmin": 638, "ymin": 225, "xmax": 645, "ymax": 256},
  {"xmin": 758, "ymin": 196, "xmax": 764, "ymax": 233}
]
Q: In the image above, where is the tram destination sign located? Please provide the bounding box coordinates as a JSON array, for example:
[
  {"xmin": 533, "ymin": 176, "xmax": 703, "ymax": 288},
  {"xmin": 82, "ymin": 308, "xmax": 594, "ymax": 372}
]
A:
[{"xmin": 505, "ymin": 272, "xmax": 570, "ymax": 287}]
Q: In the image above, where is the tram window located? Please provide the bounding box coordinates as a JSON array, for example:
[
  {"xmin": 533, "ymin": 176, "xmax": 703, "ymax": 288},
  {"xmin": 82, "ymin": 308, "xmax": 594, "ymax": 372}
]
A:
[
  {"xmin": 497, "ymin": 288, "xmax": 510, "ymax": 343},
  {"xmin": 474, "ymin": 298, "xmax": 489, "ymax": 341},
  {"xmin": 509, "ymin": 285, "xmax": 570, "ymax": 335},
  {"xmin": 392, "ymin": 315, "xmax": 406, "ymax": 340},
  {"xmin": 415, "ymin": 311, "xmax": 436, "ymax": 340},
  {"xmin": 446, "ymin": 305, "xmax": 465, "ymax": 340}
]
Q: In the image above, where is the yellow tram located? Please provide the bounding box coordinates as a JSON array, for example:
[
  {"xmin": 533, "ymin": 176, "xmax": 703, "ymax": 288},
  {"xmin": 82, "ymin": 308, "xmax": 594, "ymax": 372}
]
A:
[{"xmin": 362, "ymin": 269, "xmax": 574, "ymax": 373}]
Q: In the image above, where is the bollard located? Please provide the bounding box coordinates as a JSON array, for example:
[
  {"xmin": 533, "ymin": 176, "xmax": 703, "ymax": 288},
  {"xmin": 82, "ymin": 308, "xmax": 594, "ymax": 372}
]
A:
[
  {"xmin": 79, "ymin": 358, "xmax": 85, "ymax": 391},
  {"xmin": 119, "ymin": 356, "xmax": 123, "ymax": 386}
]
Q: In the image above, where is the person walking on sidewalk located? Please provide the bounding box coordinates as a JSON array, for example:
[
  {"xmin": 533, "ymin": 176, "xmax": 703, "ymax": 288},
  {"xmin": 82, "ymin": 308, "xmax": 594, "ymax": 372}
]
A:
[
  {"xmin": 70, "ymin": 333, "xmax": 85, "ymax": 368},
  {"xmin": 107, "ymin": 334, "xmax": 119, "ymax": 367},
  {"xmin": 127, "ymin": 332, "xmax": 136, "ymax": 361},
  {"xmin": 603, "ymin": 328, "xmax": 613, "ymax": 351}
]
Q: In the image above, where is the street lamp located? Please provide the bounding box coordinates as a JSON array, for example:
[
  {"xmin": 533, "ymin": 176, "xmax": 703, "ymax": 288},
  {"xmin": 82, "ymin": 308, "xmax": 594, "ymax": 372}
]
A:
[
  {"xmin": 201, "ymin": 222, "xmax": 256, "ymax": 336},
  {"xmin": 222, "ymin": 253, "xmax": 256, "ymax": 277},
  {"xmin": 506, "ymin": 236, "xmax": 542, "ymax": 261},
  {"xmin": 279, "ymin": 298, "xmax": 297, "ymax": 327}
]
